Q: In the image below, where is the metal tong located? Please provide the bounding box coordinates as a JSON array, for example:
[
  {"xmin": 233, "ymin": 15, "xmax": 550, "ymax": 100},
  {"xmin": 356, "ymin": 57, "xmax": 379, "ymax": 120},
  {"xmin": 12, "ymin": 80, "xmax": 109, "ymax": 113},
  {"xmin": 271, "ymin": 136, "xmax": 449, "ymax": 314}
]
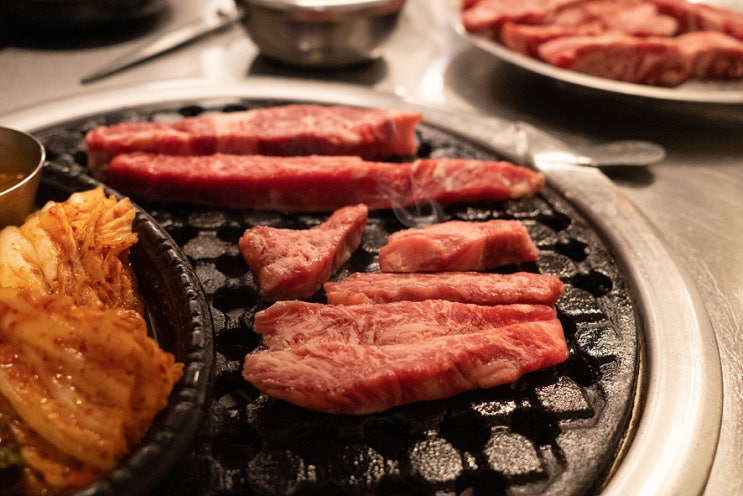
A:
[{"xmin": 81, "ymin": 0, "xmax": 243, "ymax": 84}]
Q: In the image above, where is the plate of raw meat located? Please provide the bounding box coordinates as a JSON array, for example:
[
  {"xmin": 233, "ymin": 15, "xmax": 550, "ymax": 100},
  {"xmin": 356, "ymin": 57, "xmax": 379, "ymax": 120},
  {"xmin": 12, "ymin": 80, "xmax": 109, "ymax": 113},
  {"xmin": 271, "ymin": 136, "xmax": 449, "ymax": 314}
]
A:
[{"xmin": 453, "ymin": 0, "xmax": 743, "ymax": 103}]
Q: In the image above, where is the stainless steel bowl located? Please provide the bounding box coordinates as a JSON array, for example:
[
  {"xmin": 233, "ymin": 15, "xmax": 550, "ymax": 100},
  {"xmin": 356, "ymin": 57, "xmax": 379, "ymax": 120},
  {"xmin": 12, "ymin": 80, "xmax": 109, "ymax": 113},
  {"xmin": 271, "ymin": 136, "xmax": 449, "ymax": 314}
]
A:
[
  {"xmin": 0, "ymin": 127, "xmax": 45, "ymax": 228},
  {"xmin": 237, "ymin": 0, "xmax": 407, "ymax": 67}
]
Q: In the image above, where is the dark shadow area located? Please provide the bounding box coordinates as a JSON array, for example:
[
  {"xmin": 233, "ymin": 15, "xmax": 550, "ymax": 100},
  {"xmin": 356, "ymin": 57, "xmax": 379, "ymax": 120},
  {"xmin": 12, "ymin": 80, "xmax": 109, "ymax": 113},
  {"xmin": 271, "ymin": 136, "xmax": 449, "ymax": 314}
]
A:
[
  {"xmin": 0, "ymin": 3, "xmax": 172, "ymax": 50},
  {"xmin": 598, "ymin": 166, "xmax": 655, "ymax": 188},
  {"xmin": 247, "ymin": 53, "xmax": 390, "ymax": 87}
]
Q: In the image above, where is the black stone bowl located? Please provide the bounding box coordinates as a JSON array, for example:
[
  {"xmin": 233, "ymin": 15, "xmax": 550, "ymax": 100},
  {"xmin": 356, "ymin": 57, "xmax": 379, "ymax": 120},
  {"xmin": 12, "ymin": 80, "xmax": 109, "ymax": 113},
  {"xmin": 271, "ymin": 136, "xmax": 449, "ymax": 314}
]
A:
[{"xmin": 33, "ymin": 160, "xmax": 215, "ymax": 496}]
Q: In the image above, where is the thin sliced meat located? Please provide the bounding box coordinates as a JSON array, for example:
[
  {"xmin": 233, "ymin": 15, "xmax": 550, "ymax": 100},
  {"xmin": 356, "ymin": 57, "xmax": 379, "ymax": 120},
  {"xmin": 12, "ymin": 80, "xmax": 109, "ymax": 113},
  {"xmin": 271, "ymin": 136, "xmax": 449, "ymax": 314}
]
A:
[
  {"xmin": 104, "ymin": 153, "xmax": 544, "ymax": 212},
  {"xmin": 538, "ymin": 33, "xmax": 690, "ymax": 86},
  {"xmin": 85, "ymin": 104, "xmax": 423, "ymax": 178},
  {"xmin": 108, "ymin": 153, "xmax": 398, "ymax": 211},
  {"xmin": 605, "ymin": 4, "xmax": 678, "ymax": 37},
  {"xmin": 501, "ymin": 1, "xmax": 677, "ymax": 57},
  {"xmin": 239, "ymin": 204, "xmax": 368, "ymax": 301},
  {"xmin": 648, "ymin": 0, "xmax": 743, "ymax": 40},
  {"xmin": 502, "ymin": 21, "xmax": 604, "ymax": 57},
  {"xmin": 462, "ymin": 0, "xmax": 580, "ymax": 37},
  {"xmin": 562, "ymin": 1, "xmax": 678, "ymax": 37},
  {"xmin": 378, "ymin": 219, "xmax": 539, "ymax": 273},
  {"xmin": 242, "ymin": 319, "xmax": 569, "ymax": 415},
  {"xmin": 324, "ymin": 271, "xmax": 564, "ymax": 305},
  {"xmin": 677, "ymin": 31, "xmax": 743, "ymax": 78},
  {"xmin": 408, "ymin": 158, "xmax": 544, "ymax": 205},
  {"xmin": 254, "ymin": 299, "xmax": 559, "ymax": 349}
]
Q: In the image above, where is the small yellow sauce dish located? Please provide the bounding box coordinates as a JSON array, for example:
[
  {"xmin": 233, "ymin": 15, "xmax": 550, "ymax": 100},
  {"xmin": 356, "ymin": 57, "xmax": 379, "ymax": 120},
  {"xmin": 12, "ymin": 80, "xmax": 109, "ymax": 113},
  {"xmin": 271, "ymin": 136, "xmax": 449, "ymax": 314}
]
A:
[{"xmin": 0, "ymin": 126, "xmax": 45, "ymax": 228}]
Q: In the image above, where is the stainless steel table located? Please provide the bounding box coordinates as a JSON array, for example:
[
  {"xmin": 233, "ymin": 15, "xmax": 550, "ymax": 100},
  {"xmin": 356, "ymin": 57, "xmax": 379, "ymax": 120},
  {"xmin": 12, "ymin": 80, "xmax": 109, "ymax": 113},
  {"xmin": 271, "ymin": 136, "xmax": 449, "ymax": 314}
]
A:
[{"xmin": 1, "ymin": 1, "xmax": 741, "ymax": 493}]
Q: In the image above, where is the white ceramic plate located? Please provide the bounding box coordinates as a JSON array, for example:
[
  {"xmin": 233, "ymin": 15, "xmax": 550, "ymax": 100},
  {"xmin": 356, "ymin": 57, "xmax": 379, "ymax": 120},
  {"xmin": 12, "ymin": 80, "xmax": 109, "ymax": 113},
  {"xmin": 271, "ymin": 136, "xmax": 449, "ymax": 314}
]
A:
[{"xmin": 449, "ymin": 0, "xmax": 743, "ymax": 103}]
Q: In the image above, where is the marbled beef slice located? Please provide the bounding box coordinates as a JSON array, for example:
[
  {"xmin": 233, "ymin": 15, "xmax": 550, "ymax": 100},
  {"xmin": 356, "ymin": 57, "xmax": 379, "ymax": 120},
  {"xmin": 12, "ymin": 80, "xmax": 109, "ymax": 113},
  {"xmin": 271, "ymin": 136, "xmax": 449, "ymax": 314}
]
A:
[
  {"xmin": 85, "ymin": 104, "xmax": 423, "ymax": 178},
  {"xmin": 324, "ymin": 271, "xmax": 564, "ymax": 305},
  {"xmin": 378, "ymin": 219, "xmax": 539, "ymax": 273},
  {"xmin": 254, "ymin": 299, "xmax": 559, "ymax": 349},
  {"xmin": 242, "ymin": 318, "xmax": 569, "ymax": 415},
  {"xmin": 239, "ymin": 204, "xmax": 368, "ymax": 301},
  {"xmin": 104, "ymin": 154, "xmax": 543, "ymax": 211}
]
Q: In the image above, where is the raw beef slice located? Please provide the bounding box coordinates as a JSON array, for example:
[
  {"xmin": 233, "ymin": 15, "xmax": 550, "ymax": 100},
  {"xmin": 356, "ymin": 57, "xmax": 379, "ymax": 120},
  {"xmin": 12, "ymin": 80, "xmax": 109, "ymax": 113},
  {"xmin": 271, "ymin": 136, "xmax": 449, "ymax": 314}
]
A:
[
  {"xmin": 242, "ymin": 319, "xmax": 568, "ymax": 415},
  {"xmin": 239, "ymin": 203, "xmax": 368, "ymax": 301},
  {"xmin": 648, "ymin": 0, "xmax": 743, "ymax": 40},
  {"xmin": 324, "ymin": 271, "xmax": 564, "ymax": 305},
  {"xmin": 254, "ymin": 299, "xmax": 559, "ymax": 349},
  {"xmin": 677, "ymin": 31, "xmax": 743, "ymax": 78},
  {"xmin": 103, "ymin": 153, "xmax": 544, "ymax": 212},
  {"xmin": 538, "ymin": 33, "xmax": 690, "ymax": 86},
  {"xmin": 378, "ymin": 219, "xmax": 539, "ymax": 273},
  {"xmin": 85, "ymin": 104, "xmax": 423, "ymax": 177}
]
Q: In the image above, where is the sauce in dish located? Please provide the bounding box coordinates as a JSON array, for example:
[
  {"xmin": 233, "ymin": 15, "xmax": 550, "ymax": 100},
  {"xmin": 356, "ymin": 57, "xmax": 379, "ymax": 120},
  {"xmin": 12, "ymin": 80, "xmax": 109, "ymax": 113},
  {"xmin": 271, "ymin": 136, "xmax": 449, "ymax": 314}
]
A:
[{"xmin": 0, "ymin": 172, "xmax": 24, "ymax": 191}]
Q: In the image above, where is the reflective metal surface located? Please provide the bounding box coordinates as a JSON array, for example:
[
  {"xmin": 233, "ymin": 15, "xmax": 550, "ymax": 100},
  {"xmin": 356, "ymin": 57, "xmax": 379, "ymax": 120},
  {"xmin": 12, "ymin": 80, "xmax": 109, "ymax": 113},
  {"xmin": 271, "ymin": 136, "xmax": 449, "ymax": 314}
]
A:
[
  {"xmin": 0, "ymin": 1, "xmax": 741, "ymax": 493},
  {"xmin": 0, "ymin": 125, "xmax": 44, "ymax": 227},
  {"xmin": 80, "ymin": 0, "xmax": 243, "ymax": 84},
  {"xmin": 237, "ymin": 0, "xmax": 406, "ymax": 67}
]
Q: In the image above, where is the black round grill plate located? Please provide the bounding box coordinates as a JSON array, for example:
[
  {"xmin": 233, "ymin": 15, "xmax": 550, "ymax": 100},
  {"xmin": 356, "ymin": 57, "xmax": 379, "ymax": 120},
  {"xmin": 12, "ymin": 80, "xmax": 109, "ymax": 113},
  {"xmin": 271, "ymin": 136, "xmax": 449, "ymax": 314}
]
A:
[{"xmin": 34, "ymin": 98, "xmax": 639, "ymax": 496}]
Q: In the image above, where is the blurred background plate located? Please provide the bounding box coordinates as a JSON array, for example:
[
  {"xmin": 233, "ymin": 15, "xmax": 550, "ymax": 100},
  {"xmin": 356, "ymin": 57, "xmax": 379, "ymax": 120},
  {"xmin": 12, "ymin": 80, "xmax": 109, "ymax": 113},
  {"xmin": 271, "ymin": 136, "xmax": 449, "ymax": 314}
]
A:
[{"xmin": 448, "ymin": 0, "xmax": 743, "ymax": 104}]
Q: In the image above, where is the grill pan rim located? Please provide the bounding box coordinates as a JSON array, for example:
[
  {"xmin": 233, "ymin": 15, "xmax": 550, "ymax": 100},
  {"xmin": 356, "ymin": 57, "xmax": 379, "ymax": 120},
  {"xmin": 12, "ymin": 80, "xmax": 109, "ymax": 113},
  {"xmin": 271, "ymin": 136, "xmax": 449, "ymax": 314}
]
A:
[{"xmin": 0, "ymin": 77, "xmax": 723, "ymax": 495}]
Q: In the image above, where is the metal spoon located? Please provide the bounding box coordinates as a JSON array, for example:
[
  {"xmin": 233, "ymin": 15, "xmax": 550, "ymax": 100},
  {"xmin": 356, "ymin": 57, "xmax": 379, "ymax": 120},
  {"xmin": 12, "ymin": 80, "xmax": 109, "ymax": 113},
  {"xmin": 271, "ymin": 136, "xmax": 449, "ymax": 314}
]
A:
[
  {"xmin": 397, "ymin": 102, "xmax": 667, "ymax": 170},
  {"xmin": 513, "ymin": 121, "xmax": 666, "ymax": 169},
  {"xmin": 565, "ymin": 140, "xmax": 666, "ymax": 167},
  {"xmin": 534, "ymin": 140, "xmax": 666, "ymax": 168}
]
